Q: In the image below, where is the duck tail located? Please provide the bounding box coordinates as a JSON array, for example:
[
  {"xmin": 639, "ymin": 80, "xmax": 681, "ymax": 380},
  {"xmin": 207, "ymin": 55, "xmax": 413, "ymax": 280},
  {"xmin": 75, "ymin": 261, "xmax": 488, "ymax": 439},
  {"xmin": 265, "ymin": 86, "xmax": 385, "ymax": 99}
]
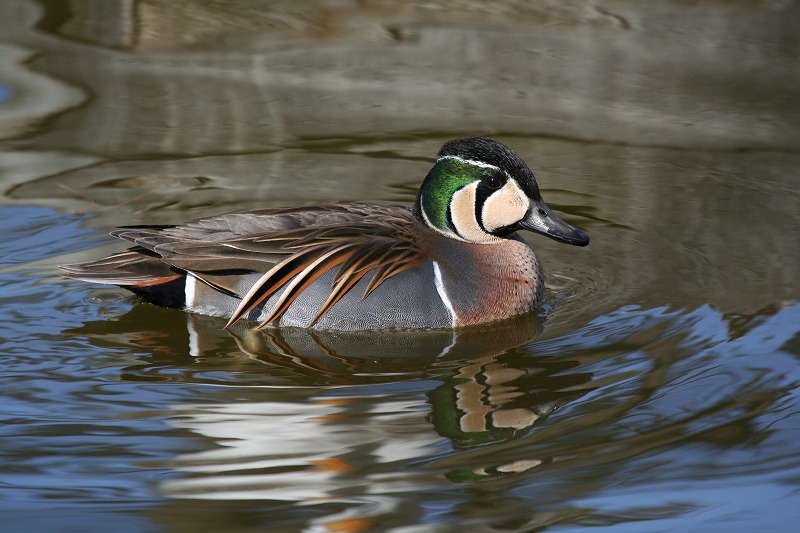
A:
[{"xmin": 61, "ymin": 248, "xmax": 187, "ymax": 309}]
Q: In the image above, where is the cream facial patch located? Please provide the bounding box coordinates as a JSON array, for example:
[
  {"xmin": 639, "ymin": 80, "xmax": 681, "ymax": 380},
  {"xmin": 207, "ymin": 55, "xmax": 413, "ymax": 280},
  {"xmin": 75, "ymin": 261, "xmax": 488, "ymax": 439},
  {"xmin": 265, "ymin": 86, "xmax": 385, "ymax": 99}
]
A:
[
  {"xmin": 450, "ymin": 182, "xmax": 502, "ymax": 244},
  {"xmin": 481, "ymin": 179, "xmax": 529, "ymax": 232}
]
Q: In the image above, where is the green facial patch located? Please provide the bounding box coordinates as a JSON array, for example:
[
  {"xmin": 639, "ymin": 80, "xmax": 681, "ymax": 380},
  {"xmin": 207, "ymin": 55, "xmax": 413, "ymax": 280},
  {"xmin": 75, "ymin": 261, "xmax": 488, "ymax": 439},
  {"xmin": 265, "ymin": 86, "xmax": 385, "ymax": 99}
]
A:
[{"xmin": 421, "ymin": 158, "xmax": 485, "ymax": 232}]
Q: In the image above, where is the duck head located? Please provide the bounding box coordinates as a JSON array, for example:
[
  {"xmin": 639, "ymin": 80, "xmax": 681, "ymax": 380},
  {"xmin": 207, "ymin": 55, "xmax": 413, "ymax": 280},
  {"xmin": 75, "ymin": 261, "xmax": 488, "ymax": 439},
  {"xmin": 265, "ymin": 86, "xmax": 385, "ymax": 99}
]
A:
[{"xmin": 414, "ymin": 137, "xmax": 590, "ymax": 246}]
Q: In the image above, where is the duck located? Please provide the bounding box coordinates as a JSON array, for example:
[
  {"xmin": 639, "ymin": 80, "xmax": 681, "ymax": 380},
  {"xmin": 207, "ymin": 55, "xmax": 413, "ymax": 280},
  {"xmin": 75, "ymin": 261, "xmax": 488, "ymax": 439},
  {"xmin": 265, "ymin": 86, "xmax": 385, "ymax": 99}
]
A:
[{"xmin": 62, "ymin": 137, "xmax": 589, "ymax": 330}]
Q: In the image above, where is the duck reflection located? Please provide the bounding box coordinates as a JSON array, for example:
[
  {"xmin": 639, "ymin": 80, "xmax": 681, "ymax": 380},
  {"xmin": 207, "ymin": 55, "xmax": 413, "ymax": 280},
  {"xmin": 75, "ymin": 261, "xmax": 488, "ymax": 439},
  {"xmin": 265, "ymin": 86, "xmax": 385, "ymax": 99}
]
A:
[
  {"xmin": 223, "ymin": 312, "xmax": 545, "ymax": 386},
  {"xmin": 65, "ymin": 304, "xmax": 596, "ymax": 503},
  {"xmin": 69, "ymin": 303, "xmax": 554, "ymax": 387},
  {"xmin": 228, "ymin": 318, "xmax": 592, "ymax": 455},
  {"xmin": 427, "ymin": 353, "xmax": 592, "ymax": 450}
]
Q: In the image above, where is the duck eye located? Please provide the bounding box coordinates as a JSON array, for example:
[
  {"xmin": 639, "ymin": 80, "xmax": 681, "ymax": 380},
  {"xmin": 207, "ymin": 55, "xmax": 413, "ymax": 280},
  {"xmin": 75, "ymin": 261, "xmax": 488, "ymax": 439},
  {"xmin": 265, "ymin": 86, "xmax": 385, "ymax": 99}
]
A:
[{"xmin": 483, "ymin": 173, "xmax": 505, "ymax": 190}]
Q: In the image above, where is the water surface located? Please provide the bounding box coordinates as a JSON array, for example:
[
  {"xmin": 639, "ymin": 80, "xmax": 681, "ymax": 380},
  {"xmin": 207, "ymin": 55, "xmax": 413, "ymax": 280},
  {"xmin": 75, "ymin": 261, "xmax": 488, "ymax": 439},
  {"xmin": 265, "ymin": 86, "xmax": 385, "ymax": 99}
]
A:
[{"xmin": 1, "ymin": 1, "xmax": 799, "ymax": 531}]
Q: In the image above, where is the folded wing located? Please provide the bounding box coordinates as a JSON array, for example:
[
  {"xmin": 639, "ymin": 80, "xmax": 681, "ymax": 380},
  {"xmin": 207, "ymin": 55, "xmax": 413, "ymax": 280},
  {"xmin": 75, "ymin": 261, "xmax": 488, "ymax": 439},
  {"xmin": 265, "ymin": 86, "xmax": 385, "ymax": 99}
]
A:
[{"xmin": 62, "ymin": 204, "xmax": 426, "ymax": 327}]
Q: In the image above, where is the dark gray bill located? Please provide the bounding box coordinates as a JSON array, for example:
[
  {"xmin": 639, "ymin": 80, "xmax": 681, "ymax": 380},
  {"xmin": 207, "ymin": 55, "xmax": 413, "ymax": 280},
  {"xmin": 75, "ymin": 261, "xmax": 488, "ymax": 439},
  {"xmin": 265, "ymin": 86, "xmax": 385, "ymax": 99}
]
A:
[{"xmin": 518, "ymin": 200, "xmax": 590, "ymax": 246}]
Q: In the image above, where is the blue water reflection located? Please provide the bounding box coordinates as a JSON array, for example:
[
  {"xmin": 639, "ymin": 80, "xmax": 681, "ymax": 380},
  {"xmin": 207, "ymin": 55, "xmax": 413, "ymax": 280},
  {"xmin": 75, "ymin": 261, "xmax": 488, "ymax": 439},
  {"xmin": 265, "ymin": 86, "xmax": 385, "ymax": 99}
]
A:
[{"xmin": 0, "ymin": 84, "xmax": 12, "ymax": 104}]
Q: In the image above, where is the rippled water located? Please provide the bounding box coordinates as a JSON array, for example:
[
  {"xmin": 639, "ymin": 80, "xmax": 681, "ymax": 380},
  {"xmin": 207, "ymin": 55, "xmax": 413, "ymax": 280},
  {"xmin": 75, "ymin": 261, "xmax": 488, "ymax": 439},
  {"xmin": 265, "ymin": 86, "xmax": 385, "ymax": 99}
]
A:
[{"xmin": 2, "ymin": 1, "xmax": 800, "ymax": 531}]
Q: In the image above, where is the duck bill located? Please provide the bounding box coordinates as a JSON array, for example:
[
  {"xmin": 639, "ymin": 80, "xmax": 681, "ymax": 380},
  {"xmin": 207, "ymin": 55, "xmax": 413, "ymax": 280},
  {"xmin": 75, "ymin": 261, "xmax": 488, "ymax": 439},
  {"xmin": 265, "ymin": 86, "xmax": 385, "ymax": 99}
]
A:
[{"xmin": 518, "ymin": 200, "xmax": 590, "ymax": 246}]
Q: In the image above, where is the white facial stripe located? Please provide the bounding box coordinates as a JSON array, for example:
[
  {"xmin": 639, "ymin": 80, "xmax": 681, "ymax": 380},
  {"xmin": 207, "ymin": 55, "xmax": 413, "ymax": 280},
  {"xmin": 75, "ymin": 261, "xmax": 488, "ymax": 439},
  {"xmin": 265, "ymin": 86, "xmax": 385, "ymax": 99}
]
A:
[
  {"xmin": 437, "ymin": 155, "xmax": 501, "ymax": 172},
  {"xmin": 450, "ymin": 182, "xmax": 502, "ymax": 244},
  {"xmin": 481, "ymin": 179, "xmax": 530, "ymax": 232}
]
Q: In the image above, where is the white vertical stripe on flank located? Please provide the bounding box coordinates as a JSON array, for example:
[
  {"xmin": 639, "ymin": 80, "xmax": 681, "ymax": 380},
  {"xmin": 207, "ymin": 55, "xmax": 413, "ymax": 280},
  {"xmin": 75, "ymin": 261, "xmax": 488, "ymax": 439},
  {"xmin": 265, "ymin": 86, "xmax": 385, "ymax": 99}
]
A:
[{"xmin": 432, "ymin": 261, "xmax": 457, "ymax": 328}]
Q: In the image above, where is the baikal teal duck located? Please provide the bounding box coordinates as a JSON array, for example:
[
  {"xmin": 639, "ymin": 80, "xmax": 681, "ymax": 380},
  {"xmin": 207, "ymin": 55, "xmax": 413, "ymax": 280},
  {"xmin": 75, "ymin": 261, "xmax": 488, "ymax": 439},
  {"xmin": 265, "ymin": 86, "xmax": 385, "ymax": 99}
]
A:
[{"xmin": 62, "ymin": 137, "xmax": 590, "ymax": 330}]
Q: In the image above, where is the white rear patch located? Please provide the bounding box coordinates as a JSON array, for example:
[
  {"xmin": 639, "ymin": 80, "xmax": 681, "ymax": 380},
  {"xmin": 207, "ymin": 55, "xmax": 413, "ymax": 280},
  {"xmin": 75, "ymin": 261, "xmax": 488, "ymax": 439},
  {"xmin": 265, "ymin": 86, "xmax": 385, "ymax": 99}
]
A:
[
  {"xmin": 432, "ymin": 261, "xmax": 458, "ymax": 328},
  {"xmin": 185, "ymin": 272, "xmax": 197, "ymax": 310},
  {"xmin": 482, "ymin": 180, "xmax": 529, "ymax": 232}
]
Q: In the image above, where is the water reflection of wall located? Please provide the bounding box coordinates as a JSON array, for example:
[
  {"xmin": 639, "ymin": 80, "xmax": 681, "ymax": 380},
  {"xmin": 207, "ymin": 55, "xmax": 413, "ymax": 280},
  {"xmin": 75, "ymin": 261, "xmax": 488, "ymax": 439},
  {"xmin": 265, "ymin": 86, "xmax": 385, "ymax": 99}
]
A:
[{"xmin": 5, "ymin": 0, "xmax": 799, "ymax": 156}]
